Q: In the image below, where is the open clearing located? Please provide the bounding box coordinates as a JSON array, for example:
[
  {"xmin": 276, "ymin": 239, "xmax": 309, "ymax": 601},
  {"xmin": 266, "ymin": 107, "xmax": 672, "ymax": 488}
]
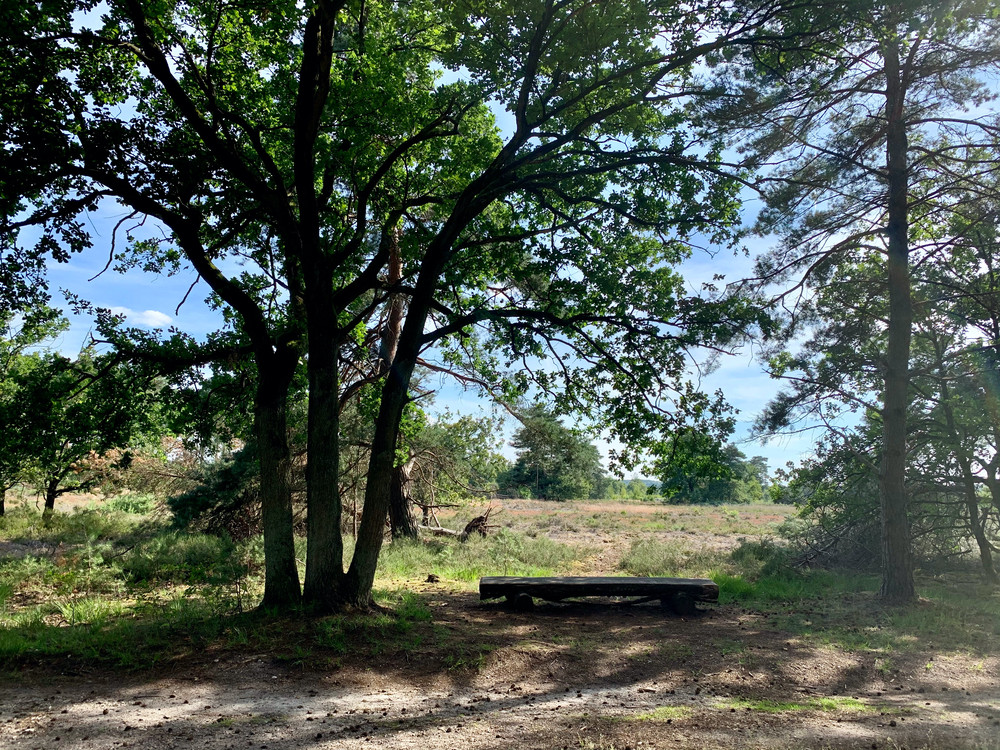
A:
[{"xmin": 2, "ymin": 499, "xmax": 999, "ymax": 749}]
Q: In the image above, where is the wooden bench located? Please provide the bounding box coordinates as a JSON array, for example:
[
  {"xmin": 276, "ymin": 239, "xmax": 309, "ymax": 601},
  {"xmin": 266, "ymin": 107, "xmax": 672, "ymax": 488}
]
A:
[{"xmin": 479, "ymin": 576, "xmax": 718, "ymax": 615}]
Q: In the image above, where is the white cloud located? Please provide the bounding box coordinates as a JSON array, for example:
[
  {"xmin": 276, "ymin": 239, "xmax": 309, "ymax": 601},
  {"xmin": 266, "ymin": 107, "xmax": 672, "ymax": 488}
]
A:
[{"xmin": 108, "ymin": 307, "xmax": 172, "ymax": 328}]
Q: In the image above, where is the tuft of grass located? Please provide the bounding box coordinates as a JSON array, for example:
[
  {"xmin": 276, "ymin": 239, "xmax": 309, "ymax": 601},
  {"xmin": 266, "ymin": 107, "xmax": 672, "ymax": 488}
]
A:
[
  {"xmin": 721, "ymin": 697, "xmax": 873, "ymax": 713},
  {"xmin": 633, "ymin": 705, "xmax": 693, "ymax": 721},
  {"xmin": 120, "ymin": 532, "xmax": 239, "ymax": 583},
  {"xmin": 378, "ymin": 530, "xmax": 587, "ymax": 583},
  {"xmin": 55, "ymin": 597, "xmax": 128, "ymax": 626},
  {"xmin": 618, "ymin": 539, "xmax": 727, "ymax": 578}
]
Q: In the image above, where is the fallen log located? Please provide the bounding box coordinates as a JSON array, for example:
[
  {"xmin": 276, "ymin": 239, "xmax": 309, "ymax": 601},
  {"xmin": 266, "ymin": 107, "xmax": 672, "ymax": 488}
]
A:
[{"xmin": 417, "ymin": 525, "xmax": 460, "ymax": 537}]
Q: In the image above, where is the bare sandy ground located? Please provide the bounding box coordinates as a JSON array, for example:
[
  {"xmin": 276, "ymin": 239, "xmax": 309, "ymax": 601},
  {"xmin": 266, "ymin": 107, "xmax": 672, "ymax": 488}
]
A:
[{"xmin": 2, "ymin": 592, "xmax": 999, "ymax": 750}]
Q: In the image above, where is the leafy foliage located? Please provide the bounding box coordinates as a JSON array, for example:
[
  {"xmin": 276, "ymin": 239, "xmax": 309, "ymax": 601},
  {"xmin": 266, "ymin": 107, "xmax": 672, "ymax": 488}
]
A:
[
  {"xmin": 499, "ymin": 405, "xmax": 603, "ymax": 500},
  {"xmin": 655, "ymin": 436, "xmax": 769, "ymax": 504}
]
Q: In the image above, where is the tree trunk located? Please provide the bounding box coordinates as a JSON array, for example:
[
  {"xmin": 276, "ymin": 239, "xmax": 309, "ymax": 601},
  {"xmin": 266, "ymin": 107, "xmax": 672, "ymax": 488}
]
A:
[
  {"xmin": 0, "ymin": 486, "xmax": 6, "ymax": 517},
  {"xmin": 303, "ymin": 323, "xmax": 346, "ymax": 612},
  {"xmin": 389, "ymin": 460, "xmax": 418, "ymax": 540},
  {"xmin": 379, "ymin": 224, "xmax": 418, "ymax": 541},
  {"xmin": 256, "ymin": 352, "xmax": 302, "ymax": 611},
  {"xmin": 344, "ymin": 230, "xmax": 454, "ymax": 606},
  {"xmin": 43, "ymin": 477, "xmax": 58, "ymax": 519},
  {"xmin": 878, "ymin": 39, "xmax": 916, "ymax": 604},
  {"xmin": 344, "ymin": 367, "xmax": 412, "ymax": 606},
  {"xmin": 939, "ymin": 378, "xmax": 999, "ymax": 584}
]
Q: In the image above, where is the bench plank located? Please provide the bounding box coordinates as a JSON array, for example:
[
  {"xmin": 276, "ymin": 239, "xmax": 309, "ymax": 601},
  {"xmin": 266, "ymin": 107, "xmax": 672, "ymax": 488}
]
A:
[{"xmin": 479, "ymin": 576, "xmax": 718, "ymax": 603}]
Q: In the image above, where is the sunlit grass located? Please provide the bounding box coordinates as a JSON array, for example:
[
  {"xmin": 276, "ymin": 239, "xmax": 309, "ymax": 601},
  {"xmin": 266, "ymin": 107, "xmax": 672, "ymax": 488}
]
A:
[
  {"xmin": 720, "ymin": 697, "xmax": 874, "ymax": 713},
  {"xmin": 377, "ymin": 530, "xmax": 591, "ymax": 583},
  {"xmin": 632, "ymin": 705, "xmax": 693, "ymax": 721}
]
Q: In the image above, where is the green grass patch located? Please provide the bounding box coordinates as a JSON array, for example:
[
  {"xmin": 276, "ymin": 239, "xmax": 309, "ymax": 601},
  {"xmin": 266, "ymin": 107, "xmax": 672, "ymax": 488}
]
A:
[
  {"xmin": 721, "ymin": 697, "xmax": 873, "ymax": 713},
  {"xmin": 632, "ymin": 705, "xmax": 693, "ymax": 721},
  {"xmin": 759, "ymin": 577, "xmax": 1000, "ymax": 655},
  {"xmin": 120, "ymin": 532, "xmax": 240, "ymax": 584},
  {"xmin": 103, "ymin": 494, "xmax": 158, "ymax": 515},
  {"xmin": 0, "ymin": 505, "xmax": 155, "ymax": 546},
  {"xmin": 618, "ymin": 539, "xmax": 727, "ymax": 578},
  {"xmin": 378, "ymin": 529, "xmax": 587, "ymax": 582}
]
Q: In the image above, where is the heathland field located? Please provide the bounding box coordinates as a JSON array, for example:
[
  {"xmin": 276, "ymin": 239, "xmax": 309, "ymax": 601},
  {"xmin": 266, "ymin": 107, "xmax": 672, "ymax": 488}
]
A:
[{"xmin": 1, "ymin": 497, "xmax": 999, "ymax": 750}]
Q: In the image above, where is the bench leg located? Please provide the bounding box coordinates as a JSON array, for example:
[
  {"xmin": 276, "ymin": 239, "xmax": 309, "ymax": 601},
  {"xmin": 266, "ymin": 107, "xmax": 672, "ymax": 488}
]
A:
[
  {"xmin": 663, "ymin": 592, "xmax": 696, "ymax": 616},
  {"xmin": 504, "ymin": 592, "xmax": 534, "ymax": 611}
]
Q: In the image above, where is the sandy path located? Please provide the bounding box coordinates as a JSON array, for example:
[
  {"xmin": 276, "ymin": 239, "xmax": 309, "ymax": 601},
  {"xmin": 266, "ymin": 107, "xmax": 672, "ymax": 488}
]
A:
[{"xmin": 2, "ymin": 596, "xmax": 999, "ymax": 750}]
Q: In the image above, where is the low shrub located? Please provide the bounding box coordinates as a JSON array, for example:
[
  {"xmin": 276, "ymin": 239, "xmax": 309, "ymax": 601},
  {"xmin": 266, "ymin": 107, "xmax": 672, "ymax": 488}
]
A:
[
  {"xmin": 618, "ymin": 539, "xmax": 727, "ymax": 578},
  {"xmin": 377, "ymin": 528, "xmax": 585, "ymax": 582},
  {"xmin": 120, "ymin": 532, "xmax": 239, "ymax": 583},
  {"xmin": 104, "ymin": 494, "xmax": 157, "ymax": 515}
]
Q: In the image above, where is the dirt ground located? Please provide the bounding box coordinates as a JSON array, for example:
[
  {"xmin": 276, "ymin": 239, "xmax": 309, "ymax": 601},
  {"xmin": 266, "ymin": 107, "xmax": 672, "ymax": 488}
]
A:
[{"xmin": 2, "ymin": 499, "xmax": 999, "ymax": 749}]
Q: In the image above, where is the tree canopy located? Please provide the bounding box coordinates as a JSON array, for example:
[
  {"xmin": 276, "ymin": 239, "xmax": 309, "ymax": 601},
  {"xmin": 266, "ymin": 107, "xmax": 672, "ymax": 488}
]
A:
[
  {"xmin": 500, "ymin": 405, "xmax": 604, "ymax": 501},
  {"xmin": 1, "ymin": 0, "xmax": 786, "ymax": 610}
]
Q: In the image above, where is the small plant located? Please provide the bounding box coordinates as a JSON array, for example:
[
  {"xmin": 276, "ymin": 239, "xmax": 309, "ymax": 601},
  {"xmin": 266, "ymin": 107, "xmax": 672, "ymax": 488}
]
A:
[
  {"xmin": 715, "ymin": 638, "xmax": 746, "ymax": 657},
  {"xmin": 104, "ymin": 494, "xmax": 156, "ymax": 515}
]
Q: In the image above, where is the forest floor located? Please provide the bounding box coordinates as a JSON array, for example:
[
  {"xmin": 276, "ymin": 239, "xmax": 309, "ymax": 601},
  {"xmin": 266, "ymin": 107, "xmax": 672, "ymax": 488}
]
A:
[{"xmin": 1, "ymin": 499, "xmax": 999, "ymax": 750}]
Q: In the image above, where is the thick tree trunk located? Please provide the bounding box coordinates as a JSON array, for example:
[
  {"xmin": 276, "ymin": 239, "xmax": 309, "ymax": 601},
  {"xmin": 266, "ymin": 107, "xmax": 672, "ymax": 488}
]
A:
[
  {"xmin": 878, "ymin": 40, "xmax": 916, "ymax": 604},
  {"xmin": 0, "ymin": 486, "xmax": 6, "ymax": 516},
  {"xmin": 256, "ymin": 354, "xmax": 302, "ymax": 611},
  {"xmin": 389, "ymin": 460, "xmax": 419, "ymax": 540},
  {"xmin": 303, "ymin": 325, "xmax": 346, "ymax": 612}
]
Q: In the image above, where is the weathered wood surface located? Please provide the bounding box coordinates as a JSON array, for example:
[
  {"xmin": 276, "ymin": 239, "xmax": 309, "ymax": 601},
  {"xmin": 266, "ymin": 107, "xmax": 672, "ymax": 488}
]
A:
[{"xmin": 479, "ymin": 576, "xmax": 718, "ymax": 603}]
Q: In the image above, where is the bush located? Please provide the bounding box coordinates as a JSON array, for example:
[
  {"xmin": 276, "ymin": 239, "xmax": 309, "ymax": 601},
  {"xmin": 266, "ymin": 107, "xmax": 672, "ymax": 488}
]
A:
[
  {"xmin": 618, "ymin": 539, "xmax": 727, "ymax": 578},
  {"xmin": 119, "ymin": 532, "xmax": 239, "ymax": 583},
  {"xmin": 729, "ymin": 537, "xmax": 795, "ymax": 579},
  {"xmin": 167, "ymin": 447, "xmax": 262, "ymax": 539},
  {"xmin": 104, "ymin": 494, "xmax": 156, "ymax": 515}
]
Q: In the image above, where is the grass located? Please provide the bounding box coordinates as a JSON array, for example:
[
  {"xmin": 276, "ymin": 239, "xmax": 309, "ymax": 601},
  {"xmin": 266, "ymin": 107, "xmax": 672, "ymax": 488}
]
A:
[
  {"xmin": 617, "ymin": 538, "xmax": 728, "ymax": 578},
  {"xmin": 2, "ymin": 498, "xmax": 999, "ymax": 675},
  {"xmin": 0, "ymin": 501, "xmax": 585, "ymax": 668},
  {"xmin": 377, "ymin": 529, "xmax": 589, "ymax": 583},
  {"xmin": 759, "ymin": 577, "xmax": 1000, "ymax": 655},
  {"xmin": 632, "ymin": 705, "xmax": 693, "ymax": 721},
  {"xmin": 720, "ymin": 697, "xmax": 875, "ymax": 713}
]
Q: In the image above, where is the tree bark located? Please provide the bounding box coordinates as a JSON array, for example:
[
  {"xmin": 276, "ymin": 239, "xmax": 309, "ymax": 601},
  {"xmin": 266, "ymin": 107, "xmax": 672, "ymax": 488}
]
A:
[
  {"xmin": 343, "ymin": 225, "xmax": 463, "ymax": 606},
  {"xmin": 378, "ymin": 223, "xmax": 417, "ymax": 541},
  {"xmin": 303, "ymin": 320, "xmax": 346, "ymax": 612},
  {"xmin": 344, "ymin": 365, "xmax": 413, "ymax": 606},
  {"xmin": 389, "ymin": 460, "xmax": 419, "ymax": 540},
  {"xmin": 878, "ymin": 38, "xmax": 916, "ymax": 604},
  {"xmin": 43, "ymin": 477, "xmax": 58, "ymax": 519},
  {"xmin": 256, "ymin": 351, "xmax": 302, "ymax": 611}
]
